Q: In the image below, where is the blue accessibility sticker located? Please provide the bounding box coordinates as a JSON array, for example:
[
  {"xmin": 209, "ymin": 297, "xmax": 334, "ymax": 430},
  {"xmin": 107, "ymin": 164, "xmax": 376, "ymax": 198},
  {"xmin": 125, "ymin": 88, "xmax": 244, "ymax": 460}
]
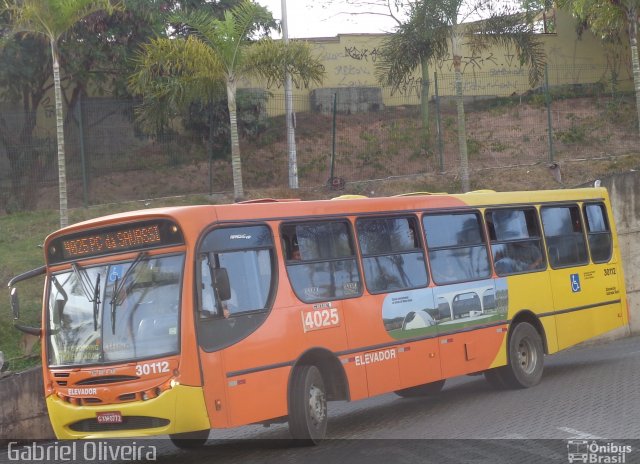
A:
[
  {"xmin": 570, "ymin": 273, "xmax": 581, "ymax": 293},
  {"xmin": 109, "ymin": 265, "xmax": 123, "ymax": 283}
]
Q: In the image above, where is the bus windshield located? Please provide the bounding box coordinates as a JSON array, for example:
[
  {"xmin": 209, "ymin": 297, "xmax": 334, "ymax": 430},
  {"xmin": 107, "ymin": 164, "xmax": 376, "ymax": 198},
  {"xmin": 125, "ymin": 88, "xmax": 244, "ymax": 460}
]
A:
[{"xmin": 47, "ymin": 254, "xmax": 184, "ymax": 367}]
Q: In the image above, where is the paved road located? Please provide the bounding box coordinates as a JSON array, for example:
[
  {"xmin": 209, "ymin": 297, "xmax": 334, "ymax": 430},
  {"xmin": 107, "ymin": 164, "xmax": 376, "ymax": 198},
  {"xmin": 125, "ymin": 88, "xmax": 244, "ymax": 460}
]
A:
[{"xmin": 3, "ymin": 335, "xmax": 640, "ymax": 463}]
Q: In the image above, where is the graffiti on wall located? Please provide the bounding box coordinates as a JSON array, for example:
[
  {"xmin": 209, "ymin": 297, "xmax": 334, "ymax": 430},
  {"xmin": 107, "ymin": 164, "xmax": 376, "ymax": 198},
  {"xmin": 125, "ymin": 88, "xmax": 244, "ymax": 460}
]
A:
[
  {"xmin": 344, "ymin": 46, "xmax": 381, "ymax": 62},
  {"xmin": 310, "ymin": 36, "xmax": 542, "ymax": 95}
]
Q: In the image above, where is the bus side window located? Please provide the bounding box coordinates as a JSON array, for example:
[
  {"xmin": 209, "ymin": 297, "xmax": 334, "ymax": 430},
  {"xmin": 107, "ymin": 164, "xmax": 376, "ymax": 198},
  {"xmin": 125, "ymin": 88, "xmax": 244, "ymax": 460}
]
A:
[
  {"xmin": 423, "ymin": 212, "xmax": 491, "ymax": 285},
  {"xmin": 583, "ymin": 203, "xmax": 612, "ymax": 263},
  {"xmin": 282, "ymin": 221, "xmax": 362, "ymax": 303},
  {"xmin": 541, "ymin": 205, "xmax": 589, "ymax": 268},
  {"xmin": 486, "ymin": 208, "xmax": 546, "ymax": 276},
  {"xmin": 356, "ymin": 216, "xmax": 428, "ymax": 294}
]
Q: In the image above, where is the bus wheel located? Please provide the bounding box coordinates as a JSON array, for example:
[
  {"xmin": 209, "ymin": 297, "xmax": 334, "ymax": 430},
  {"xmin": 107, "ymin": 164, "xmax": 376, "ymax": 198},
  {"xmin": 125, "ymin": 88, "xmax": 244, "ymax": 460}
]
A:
[
  {"xmin": 288, "ymin": 365, "xmax": 327, "ymax": 444},
  {"xmin": 169, "ymin": 429, "xmax": 210, "ymax": 449},
  {"xmin": 394, "ymin": 379, "xmax": 445, "ymax": 398},
  {"xmin": 502, "ymin": 322, "xmax": 544, "ymax": 388},
  {"xmin": 483, "ymin": 369, "xmax": 507, "ymax": 390}
]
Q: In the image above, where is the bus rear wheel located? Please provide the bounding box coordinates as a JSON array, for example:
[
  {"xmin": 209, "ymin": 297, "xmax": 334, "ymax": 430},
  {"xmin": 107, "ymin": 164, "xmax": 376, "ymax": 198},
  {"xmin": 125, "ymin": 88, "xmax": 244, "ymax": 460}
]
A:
[
  {"xmin": 500, "ymin": 322, "xmax": 544, "ymax": 389},
  {"xmin": 288, "ymin": 365, "xmax": 327, "ymax": 444},
  {"xmin": 169, "ymin": 429, "xmax": 210, "ymax": 449},
  {"xmin": 394, "ymin": 379, "xmax": 446, "ymax": 398}
]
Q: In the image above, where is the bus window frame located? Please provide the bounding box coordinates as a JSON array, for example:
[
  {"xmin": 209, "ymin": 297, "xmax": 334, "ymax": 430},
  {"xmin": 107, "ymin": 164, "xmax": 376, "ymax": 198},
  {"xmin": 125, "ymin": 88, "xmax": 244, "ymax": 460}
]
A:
[
  {"xmin": 421, "ymin": 209, "xmax": 492, "ymax": 286},
  {"xmin": 194, "ymin": 223, "xmax": 278, "ymax": 353},
  {"xmin": 280, "ymin": 219, "xmax": 363, "ymax": 304},
  {"xmin": 582, "ymin": 202, "xmax": 613, "ymax": 264},
  {"xmin": 540, "ymin": 203, "xmax": 590, "ymax": 270},
  {"xmin": 484, "ymin": 206, "xmax": 547, "ymax": 277},
  {"xmin": 354, "ymin": 214, "xmax": 430, "ymax": 295}
]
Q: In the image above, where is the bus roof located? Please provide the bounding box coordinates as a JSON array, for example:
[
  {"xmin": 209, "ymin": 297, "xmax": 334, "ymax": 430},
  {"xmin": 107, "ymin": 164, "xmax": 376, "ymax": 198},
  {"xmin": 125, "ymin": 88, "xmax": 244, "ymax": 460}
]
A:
[{"xmin": 49, "ymin": 187, "xmax": 609, "ymax": 240}]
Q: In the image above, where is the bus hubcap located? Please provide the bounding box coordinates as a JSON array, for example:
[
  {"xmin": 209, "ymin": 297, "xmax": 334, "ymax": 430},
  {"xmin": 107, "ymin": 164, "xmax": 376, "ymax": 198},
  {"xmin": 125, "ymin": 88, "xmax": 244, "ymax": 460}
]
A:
[
  {"xmin": 308, "ymin": 385, "xmax": 326, "ymax": 427},
  {"xmin": 517, "ymin": 338, "xmax": 537, "ymax": 374}
]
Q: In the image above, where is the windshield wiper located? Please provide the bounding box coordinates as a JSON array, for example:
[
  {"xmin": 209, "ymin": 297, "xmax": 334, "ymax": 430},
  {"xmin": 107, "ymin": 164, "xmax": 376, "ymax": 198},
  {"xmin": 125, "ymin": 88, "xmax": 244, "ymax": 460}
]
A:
[
  {"xmin": 110, "ymin": 252, "xmax": 147, "ymax": 335},
  {"xmin": 71, "ymin": 263, "xmax": 102, "ymax": 331},
  {"xmin": 72, "ymin": 262, "xmax": 97, "ymax": 303},
  {"xmin": 92, "ymin": 274, "xmax": 101, "ymax": 331}
]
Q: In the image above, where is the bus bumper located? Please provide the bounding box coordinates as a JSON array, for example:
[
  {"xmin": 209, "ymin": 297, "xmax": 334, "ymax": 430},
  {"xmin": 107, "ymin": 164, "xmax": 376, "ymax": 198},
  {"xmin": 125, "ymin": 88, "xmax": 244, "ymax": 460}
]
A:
[{"xmin": 47, "ymin": 384, "xmax": 211, "ymax": 439}]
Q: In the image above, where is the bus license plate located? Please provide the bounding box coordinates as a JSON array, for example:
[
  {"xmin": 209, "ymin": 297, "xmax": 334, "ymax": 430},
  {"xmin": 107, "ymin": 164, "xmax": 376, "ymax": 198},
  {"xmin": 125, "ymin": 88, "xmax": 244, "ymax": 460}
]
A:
[{"xmin": 96, "ymin": 411, "xmax": 123, "ymax": 424}]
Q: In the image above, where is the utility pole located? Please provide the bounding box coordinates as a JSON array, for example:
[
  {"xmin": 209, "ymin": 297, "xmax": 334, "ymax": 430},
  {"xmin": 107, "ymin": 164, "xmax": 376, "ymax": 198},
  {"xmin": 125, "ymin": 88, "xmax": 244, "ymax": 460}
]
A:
[{"xmin": 282, "ymin": 0, "xmax": 298, "ymax": 189}]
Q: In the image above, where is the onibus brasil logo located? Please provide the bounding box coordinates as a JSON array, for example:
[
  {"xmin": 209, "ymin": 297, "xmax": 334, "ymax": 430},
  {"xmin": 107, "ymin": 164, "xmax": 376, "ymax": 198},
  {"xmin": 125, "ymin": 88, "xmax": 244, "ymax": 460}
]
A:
[{"xmin": 567, "ymin": 440, "xmax": 632, "ymax": 463}]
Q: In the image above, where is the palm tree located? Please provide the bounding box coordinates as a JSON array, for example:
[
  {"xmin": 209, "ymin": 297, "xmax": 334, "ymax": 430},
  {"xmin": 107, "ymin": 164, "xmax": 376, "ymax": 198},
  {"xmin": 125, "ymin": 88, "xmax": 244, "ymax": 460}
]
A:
[
  {"xmin": 129, "ymin": 1, "xmax": 325, "ymax": 202},
  {"xmin": 375, "ymin": 1, "xmax": 450, "ymax": 148},
  {"xmin": 367, "ymin": 0, "xmax": 546, "ymax": 191},
  {"xmin": 452, "ymin": 5, "xmax": 546, "ymax": 191},
  {"xmin": 3, "ymin": 0, "xmax": 114, "ymax": 228}
]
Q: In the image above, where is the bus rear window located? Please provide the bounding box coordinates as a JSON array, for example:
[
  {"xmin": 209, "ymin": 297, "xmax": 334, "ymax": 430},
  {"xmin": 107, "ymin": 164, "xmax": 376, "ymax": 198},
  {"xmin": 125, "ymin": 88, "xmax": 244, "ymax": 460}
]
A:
[
  {"xmin": 282, "ymin": 221, "xmax": 362, "ymax": 303},
  {"xmin": 584, "ymin": 203, "xmax": 612, "ymax": 263}
]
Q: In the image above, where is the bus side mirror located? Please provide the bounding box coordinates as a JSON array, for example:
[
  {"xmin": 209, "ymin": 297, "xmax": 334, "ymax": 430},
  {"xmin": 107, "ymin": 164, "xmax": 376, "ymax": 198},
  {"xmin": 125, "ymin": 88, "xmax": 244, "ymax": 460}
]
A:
[
  {"xmin": 213, "ymin": 268, "xmax": 231, "ymax": 301},
  {"xmin": 10, "ymin": 287, "xmax": 42, "ymax": 336},
  {"xmin": 10, "ymin": 287, "xmax": 19, "ymax": 320}
]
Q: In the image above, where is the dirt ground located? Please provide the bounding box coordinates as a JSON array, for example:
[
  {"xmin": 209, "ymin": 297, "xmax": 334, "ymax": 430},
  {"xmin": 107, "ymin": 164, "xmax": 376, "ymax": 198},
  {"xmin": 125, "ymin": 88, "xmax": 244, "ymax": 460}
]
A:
[{"xmin": 27, "ymin": 95, "xmax": 640, "ymax": 210}]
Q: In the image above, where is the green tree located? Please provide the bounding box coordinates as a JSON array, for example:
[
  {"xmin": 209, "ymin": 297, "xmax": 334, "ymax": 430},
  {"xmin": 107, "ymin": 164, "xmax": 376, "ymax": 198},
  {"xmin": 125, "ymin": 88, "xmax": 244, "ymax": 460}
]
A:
[
  {"xmin": 3, "ymin": 0, "xmax": 115, "ymax": 227},
  {"xmin": 375, "ymin": 1, "xmax": 450, "ymax": 149},
  {"xmin": 558, "ymin": 0, "xmax": 640, "ymax": 136},
  {"xmin": 327, "ymin": 0, "xmax": 546, "ymax": 192},
  {"xmin": 129, "ymin": 0, "xmax": 325, "ymax": 201}
]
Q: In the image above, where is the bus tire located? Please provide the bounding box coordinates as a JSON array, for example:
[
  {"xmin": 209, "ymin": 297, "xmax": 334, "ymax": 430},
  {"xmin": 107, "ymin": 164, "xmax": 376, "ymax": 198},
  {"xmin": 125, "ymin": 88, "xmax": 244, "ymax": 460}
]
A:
[
  {"xmin": 501, "ymin": 322, "xmax": 544, "ymax": 389},
  {"xmin": 288, "ymin": 365, "xmax": 327, "ymax": 444},
  {"xmin": 394, "ymin": 379, "xmax": 446, "ymax": 398},
  {"xmin": 483, "ymin": 368, "xmax": 507, "ymax": 390},
  {"xmin": 169, "ymin": 429, "xmax": 210, "ymax": 449}
]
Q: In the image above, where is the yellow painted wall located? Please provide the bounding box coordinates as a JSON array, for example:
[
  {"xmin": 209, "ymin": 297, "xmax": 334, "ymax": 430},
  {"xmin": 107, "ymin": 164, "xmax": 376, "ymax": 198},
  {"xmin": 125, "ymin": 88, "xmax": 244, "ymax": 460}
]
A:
[{"xmin": 242, "ymin": 9, "xmax": 632, "ymax": 115}]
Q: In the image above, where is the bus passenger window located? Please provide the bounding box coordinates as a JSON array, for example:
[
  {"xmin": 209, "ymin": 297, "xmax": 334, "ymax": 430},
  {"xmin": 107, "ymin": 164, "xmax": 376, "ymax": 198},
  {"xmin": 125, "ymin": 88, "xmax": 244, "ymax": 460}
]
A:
[
  {"xmin": 423, "ymin": 212, "xmax": 491, "ymax": 285},
  {"xmin": 282, "ymin": 221, "xmax": 362, "ymax": 303},
  {"xmin": 584, "ymin": 203, "xmax": 612, "ymax": 263},
  {"xmin": 486, "ymin": 208, "xmax": 546, "ymax": 276},
  {"xmin": 357, "ymin": 216, "xmax": 428, "ymax": 294},
  {"xmin": 541, "ymin": 206, "xmax": 589, "ymax": 268}
]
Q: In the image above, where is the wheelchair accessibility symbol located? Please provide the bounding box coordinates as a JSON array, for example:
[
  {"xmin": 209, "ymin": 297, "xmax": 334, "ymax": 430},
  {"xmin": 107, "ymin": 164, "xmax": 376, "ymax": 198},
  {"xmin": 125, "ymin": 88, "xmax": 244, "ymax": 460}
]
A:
[
  {"xmin": 109, "ymin": 265, "xmax": 123, "ymax": 283},
  {"xmin": 570, "ymin": 273, "xmax": 581, "ymax": 293}
]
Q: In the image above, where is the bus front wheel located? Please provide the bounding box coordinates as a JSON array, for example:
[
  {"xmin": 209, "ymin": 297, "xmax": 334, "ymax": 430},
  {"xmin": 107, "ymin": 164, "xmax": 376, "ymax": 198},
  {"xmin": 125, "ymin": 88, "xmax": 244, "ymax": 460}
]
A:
[
  {"xmin": 501, "ymin": 322, "xmax": 544, "ymax": 389},
  {"xmin": 288, "ymin": 365, "xmax": 327, "ymax": 444},
  {"xmin": 169, "ymin": 429, "xmax": 210, "ymax": 449},
  {"xmin": 394, "ymin": 379, "xmax": 446, "ymax": 398}
]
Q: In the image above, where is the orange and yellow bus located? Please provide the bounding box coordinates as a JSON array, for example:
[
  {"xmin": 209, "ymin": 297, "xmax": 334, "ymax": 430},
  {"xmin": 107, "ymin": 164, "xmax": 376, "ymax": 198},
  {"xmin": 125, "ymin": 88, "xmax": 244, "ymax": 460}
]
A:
[{"xmin": 8, "ymin": 187, "xmax": 628, "ymax": 446}]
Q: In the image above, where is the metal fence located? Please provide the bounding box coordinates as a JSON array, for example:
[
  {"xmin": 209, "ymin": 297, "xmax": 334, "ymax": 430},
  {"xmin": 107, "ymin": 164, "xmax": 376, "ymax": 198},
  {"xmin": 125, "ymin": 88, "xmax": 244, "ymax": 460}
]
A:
[{"xmin": 0, "ymin": 64, "xmax": 638, "ymax": 212}]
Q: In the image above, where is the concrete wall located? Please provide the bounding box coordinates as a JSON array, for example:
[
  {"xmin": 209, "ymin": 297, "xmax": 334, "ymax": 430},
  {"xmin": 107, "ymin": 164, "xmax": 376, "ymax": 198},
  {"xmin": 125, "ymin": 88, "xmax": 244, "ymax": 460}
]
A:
[
  {"xmin": 601, "ymin": 172, "xmax": 640, "ymax": 334},
  {"xmin": 0, "ymin": 367, "xmax": 54, "ymax": 443}
]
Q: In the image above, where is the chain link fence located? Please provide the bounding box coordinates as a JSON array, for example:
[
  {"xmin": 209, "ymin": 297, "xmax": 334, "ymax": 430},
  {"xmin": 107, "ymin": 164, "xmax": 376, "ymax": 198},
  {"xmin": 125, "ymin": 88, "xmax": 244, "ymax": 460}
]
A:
[{"xmin": 0, "ymin": 64, "xmax": 638, "ymax": 212}]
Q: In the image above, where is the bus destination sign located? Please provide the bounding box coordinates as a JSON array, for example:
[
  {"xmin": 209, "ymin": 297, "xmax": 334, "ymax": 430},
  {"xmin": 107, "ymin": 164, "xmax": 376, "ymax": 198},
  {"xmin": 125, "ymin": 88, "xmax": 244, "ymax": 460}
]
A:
[
  {"xmin": 63, "ymin": 225, "xmax": 161, "ymax": 258},
  {"xmin": 48, "ymin": 220, "xmax": 184, "ymax": 264}
]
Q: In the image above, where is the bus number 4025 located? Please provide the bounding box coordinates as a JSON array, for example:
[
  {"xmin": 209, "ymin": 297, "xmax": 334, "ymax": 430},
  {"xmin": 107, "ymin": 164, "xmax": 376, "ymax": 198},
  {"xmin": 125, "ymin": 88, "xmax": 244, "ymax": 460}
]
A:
[{"xmin": 302, "ymin": 308, "xmax": 340, "ymax": 332}]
